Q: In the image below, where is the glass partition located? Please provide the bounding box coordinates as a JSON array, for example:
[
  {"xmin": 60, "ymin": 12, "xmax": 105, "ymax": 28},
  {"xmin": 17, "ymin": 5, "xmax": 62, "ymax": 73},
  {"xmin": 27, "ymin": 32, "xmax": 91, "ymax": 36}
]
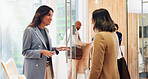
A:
[
  {"xmin": 139, "ymin": 0, "xmax": 148, "ymax": 78},
  {"xmin": 0, "ymin": 1, "xmax": 38, "ymax": 78},
  {"xmin": 128, "ymin": 0, "xmax": 148, "ymax": 78}
]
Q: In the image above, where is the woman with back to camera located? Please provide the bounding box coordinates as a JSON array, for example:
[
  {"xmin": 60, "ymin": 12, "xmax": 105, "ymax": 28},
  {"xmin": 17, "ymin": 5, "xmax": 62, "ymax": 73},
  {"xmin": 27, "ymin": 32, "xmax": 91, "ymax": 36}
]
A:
[
  {"xmin": 22, "ymin": 5, "xmax": 69, "ymax": 79},
  {"xmin": 89, "ymin": 8, "xmax": 120, "ymax": 79}
]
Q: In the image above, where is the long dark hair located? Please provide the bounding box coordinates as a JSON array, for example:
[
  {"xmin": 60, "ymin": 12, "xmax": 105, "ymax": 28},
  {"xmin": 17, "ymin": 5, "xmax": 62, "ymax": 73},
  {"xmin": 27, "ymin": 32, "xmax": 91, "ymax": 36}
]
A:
[
  {"xmin": 92, "ymin": 8, "xmax": 115, "ymax": 32},
  {"xmin": 28, "ymin": 5, "xmax": 54, "ymax": 27}
]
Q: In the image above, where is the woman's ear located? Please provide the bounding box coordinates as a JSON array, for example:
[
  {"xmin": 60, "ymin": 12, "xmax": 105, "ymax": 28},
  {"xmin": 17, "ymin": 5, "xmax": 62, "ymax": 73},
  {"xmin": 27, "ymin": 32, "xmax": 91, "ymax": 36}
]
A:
[{"xmin": 91, "ymin": 18, "xmax": 94, "ymax": 24}]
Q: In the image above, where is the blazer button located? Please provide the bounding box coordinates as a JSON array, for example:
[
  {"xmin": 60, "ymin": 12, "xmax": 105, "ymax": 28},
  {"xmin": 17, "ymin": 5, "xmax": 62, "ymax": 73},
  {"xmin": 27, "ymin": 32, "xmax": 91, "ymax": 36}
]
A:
[
  {"xmin": 36, "ymin": 64, "xmax": 38, "ymax": 67},
  {"xmin": 38, "ymin": 45, "xmax": 40, "ymax": 47}
]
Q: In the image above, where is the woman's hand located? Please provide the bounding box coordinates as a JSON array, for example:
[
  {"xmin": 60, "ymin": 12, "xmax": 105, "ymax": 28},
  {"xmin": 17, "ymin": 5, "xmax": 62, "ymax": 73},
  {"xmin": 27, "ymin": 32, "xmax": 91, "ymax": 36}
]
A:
[
  {"xmin": 56, "ymin": 47, "xmax": 71, "ymax": 51},
  {"xmin": 41, "ymin": 50, "xmax": 55, "ymax": 58},
  {"xmin": 86, "ymin": 43, "xmax": 91, "ymax": 45}
]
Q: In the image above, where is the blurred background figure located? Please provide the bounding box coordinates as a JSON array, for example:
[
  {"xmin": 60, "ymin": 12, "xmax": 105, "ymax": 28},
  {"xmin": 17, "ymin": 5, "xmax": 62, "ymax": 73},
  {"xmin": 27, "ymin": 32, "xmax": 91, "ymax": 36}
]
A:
[
  {"xmin": 68, "ymin": 21, "xmax": 90, "ymax": 79},
  {"xmin": 115, "ymin": 23, "xmax": 122, "ymax": 46}
]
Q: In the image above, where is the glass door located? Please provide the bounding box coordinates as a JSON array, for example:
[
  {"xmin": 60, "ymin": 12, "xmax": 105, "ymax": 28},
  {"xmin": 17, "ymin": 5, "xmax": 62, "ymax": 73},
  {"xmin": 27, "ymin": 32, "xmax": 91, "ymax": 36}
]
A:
[
  {"xmin": 51, "ymin": 0, "xmax": 77, "ymax": 79},
  {"xmin": 139, "ymin": 0, "xmax": 148, "ymax": 78}
]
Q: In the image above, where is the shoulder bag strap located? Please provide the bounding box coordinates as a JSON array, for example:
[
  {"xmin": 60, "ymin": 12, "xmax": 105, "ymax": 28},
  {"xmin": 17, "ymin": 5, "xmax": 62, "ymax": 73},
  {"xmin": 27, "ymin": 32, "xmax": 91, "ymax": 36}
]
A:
[{"xmin": 120, "ymin": 46, "xmax": 123, "ymax": 57}]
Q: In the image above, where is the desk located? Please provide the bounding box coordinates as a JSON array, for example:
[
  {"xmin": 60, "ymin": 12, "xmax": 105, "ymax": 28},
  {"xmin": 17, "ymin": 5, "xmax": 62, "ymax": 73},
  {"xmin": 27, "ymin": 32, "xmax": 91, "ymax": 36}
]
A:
[{"xmin": 77, "ymin": 44, "xmax": 92, "ymax": 74}]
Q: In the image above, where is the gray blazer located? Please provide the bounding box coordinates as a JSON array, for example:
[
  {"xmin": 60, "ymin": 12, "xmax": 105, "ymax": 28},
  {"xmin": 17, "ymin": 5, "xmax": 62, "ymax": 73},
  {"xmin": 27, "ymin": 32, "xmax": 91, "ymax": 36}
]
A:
[{"xmin": 22, "ymin": 27, "xmax": 52, "ymax": 79}]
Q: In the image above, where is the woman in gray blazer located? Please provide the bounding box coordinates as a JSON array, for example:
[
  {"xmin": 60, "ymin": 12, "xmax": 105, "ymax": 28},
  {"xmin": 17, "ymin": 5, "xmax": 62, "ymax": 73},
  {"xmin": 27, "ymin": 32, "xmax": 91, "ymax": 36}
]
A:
[{"xmin": 22, "ymin": 5, "xmax": 69, "ymax": 79}]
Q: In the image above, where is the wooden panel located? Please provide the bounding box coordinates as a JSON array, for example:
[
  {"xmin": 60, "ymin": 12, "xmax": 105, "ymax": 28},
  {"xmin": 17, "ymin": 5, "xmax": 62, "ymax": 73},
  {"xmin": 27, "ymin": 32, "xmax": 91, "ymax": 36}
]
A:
[{"xmin": 128, "ymin": 13, "xmax": 139, "ymax": 79}]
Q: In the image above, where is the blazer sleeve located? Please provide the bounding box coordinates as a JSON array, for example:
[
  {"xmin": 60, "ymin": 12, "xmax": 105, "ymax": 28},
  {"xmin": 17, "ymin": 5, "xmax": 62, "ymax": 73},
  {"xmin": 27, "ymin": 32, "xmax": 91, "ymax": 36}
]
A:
[
  {"xmin": 51, "ymin": 47, "xmax": 59, "ymax": 55},
  {"xmin": 89, "ymin": 33, "xmax": 106, "ymax": 79},
  {"xmin": 22, "ymin": 28, "xmax": 42, "ymax": 59}
]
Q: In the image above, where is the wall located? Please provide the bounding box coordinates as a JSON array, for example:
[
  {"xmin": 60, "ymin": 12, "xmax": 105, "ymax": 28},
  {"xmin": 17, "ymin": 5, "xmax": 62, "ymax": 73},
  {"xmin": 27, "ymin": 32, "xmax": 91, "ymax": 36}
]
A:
[{"xmin": 128, "ymin": 13, "xmax": 139, "ymax": 79}]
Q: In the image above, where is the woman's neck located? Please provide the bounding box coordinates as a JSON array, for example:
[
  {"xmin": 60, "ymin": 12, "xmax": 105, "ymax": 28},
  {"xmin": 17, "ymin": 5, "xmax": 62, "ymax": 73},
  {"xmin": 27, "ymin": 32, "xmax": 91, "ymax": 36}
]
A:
[{"xmin": 38, "ymin": 23, "xmax": 46, "ymax": 29}]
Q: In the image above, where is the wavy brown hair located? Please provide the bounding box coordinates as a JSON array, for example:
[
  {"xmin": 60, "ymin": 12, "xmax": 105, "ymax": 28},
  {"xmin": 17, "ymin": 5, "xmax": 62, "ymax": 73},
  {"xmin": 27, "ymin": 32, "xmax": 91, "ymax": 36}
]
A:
[
  {"xmin": 28, "ymin": 5, "xmax": 54, "ymax": 27},
  {"xmin": 92, "ymin": 8, "xmax": 115, "ymax": 32}
]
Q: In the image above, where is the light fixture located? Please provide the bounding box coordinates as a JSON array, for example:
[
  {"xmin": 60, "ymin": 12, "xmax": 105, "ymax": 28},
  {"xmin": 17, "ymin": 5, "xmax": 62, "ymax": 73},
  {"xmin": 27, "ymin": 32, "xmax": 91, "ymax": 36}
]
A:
[{"xmin": 95, "ymin": 0, "xmax": 98, "ymax": 4}]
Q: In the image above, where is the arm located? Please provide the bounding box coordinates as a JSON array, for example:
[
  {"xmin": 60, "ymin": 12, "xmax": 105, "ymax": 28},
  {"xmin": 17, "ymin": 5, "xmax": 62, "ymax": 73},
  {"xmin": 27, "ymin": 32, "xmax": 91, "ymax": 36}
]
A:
[
  {"xmin": 119, "ymin": 32, "xmax": 122, "ymax": 46},
  {"xmin": 89, "ymin": 34, "xmax": 106, "ymax": 79},
  {"xmin": 75, "ymin": 30, "xmax": 86, "ymax": 46},
  {"xmin": 22, "ymin": 28, "xmax": 42, "ymax": 59}
]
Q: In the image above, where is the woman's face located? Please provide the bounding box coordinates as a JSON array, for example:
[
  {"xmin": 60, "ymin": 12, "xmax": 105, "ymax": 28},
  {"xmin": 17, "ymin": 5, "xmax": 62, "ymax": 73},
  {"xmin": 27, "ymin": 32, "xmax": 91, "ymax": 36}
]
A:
[{"xmin": 41, "ymin": 10, "xmax": 53, "ymax": 26}]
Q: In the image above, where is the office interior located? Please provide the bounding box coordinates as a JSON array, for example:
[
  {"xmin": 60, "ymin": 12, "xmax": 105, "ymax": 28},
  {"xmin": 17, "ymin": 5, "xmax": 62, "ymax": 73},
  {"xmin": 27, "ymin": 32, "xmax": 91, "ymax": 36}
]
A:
[{"xmin": 0, "ymin": 0, "xmax": 148, "ymax": 79}]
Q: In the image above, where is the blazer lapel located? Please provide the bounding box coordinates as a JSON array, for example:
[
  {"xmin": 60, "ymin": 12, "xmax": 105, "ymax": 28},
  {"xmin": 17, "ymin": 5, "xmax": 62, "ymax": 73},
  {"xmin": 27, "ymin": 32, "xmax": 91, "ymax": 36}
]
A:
[
  {"xmin": 34, "ymin": 27, "xmax": 47, "ymax": 48},
  {"xmin": 45, "ymin": 28, "xmax": 52, "ymax": 50}
]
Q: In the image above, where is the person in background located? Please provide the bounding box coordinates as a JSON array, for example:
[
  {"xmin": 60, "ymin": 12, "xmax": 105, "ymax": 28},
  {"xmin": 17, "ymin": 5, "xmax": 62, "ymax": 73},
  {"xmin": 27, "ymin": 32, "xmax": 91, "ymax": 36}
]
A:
[
  {"xmin": 115, "ymin": 23, "xmax": 122, "ymax": 46},
  {"xmin": 22, "ymin": 5, "xmax": 69, "ymax": 79},
  {"xmin": 89, "ymin": 8, "xmax": 120, "ymax": 79},
  {"xmin": 75, "ymin": 21, "xmax": 86, "ymax": 46},
  {"xmin": 68, "ymin": 21, "xmax": 88, "ymax": 79},
  {"xmin": 91, "ymin": 37, "xmax": 94, "ymax": 43}
]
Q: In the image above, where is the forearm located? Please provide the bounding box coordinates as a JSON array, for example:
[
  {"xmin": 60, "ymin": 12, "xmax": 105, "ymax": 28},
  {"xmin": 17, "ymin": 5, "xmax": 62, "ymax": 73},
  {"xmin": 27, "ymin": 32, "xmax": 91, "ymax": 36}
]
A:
[
  {"xmin": 76, "ymin": 40, "xmax": 86, "ymax": 46},
  {"xmin": 89, "ymin": 68, "xmax": 101, "ymax": 79},
  {"xmin": 22, "ymin": 49, "xmax": 42, "ymax": 59}
]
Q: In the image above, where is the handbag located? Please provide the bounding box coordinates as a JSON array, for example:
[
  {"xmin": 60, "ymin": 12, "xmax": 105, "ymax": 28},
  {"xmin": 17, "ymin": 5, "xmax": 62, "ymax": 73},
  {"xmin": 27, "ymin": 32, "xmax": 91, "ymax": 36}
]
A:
[
  {"xmin": 68, "ymin": 46, "xmax": 83, "ymax": 60},
  {"xmin": 117, "ymin": 47, "xmax": 131, "ymax": 79}
]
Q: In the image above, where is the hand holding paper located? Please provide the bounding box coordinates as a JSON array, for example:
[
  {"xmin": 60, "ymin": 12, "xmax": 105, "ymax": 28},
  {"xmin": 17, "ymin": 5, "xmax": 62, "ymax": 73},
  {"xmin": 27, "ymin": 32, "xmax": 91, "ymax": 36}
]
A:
[{"xmin": 56, "ymin": 47, "xmax": 71, "ymax": 51}]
